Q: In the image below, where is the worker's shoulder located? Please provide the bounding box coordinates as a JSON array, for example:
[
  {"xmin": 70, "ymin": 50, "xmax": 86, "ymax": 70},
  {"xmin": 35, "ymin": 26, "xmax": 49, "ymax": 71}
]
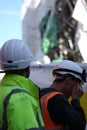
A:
[
  {"xmin": 0, "ymin": 87, "xmax": 31, "ymax": 106},
  {"xmin": 40, "ymin": 87, "xmax": 63, "ymax": 98}
]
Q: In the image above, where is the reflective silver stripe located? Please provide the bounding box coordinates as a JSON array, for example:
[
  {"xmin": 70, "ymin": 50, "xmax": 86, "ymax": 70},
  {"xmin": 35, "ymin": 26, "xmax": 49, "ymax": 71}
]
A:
[
  {"xmin": 36, "ymin": 112, "xmax": 45, "ymax": 130},
  {"xmin": 41, "ymin": 92, "xmax": 53, "ymax": 116},
  {"xmin": 36, "ymin": 112, "xmax": 42, "ymax": 127}
]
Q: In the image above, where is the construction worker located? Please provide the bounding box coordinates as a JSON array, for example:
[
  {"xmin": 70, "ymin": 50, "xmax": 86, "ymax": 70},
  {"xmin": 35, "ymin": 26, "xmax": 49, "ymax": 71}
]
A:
[
  {"xmin": 0, "ymin": 39, "xmax": 45, "ymax": 130},
  {"xmin": 40, "ymin": 60, "xmax": 86, "ymax": 130}
]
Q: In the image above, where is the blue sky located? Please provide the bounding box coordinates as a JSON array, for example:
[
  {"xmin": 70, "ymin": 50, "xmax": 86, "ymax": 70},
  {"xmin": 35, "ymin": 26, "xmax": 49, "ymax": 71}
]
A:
[{"xmin": 0, "ymin": 0, "xmax": 23, "ymax": 47}]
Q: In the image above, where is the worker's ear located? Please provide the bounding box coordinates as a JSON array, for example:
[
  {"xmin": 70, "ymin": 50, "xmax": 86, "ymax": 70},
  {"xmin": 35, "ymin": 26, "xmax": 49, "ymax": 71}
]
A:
[{"xmin": 23, "ymin": 66, "xmax": 30, "ymax": 78}]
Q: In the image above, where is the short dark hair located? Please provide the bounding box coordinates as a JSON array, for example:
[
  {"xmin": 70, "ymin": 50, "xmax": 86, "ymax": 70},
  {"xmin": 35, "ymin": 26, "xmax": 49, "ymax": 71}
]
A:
[{"xmin": 5, "ymin": 66, "xmax": 29, "ymax": 76}]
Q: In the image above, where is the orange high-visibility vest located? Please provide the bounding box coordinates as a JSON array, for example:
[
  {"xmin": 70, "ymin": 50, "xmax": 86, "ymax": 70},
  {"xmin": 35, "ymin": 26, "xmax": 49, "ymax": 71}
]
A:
[{"xmin": 40, "ymin": 91, "xmax": 64, "ymax": 130}]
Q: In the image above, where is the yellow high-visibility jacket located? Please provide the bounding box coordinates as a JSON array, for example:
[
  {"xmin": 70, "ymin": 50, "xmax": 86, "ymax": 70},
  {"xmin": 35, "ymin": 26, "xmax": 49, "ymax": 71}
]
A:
[{"xmin": 0, "ymin": 74, "xmax": 45, "ymax": 130}]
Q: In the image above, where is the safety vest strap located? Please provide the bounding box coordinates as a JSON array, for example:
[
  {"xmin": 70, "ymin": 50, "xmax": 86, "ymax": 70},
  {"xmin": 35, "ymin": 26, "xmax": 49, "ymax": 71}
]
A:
[
  {"xmin": 26, "ymin": 127, "xmax": 46, "ymax": 130},
  {"xmin": 40, "ymin": 91, "xmax": 64, "ymax": 130},
  {"xmin": 2, "ymin": 88, "xmax": 30, "ymax": 130}
]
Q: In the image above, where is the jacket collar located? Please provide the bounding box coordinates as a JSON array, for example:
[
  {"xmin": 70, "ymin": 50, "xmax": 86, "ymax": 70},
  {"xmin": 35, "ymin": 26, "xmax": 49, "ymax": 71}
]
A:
[{"xmin": 0, "ymin": 74, "xmax": 40, "ymax": 99}]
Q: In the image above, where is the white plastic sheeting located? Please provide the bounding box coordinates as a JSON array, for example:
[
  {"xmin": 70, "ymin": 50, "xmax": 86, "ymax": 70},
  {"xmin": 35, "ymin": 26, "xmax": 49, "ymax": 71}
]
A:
[
  {"xmin": 72, "ymin": 0, "xmax": 87, "ymax": 62},
  {"xmin": 30, "ymin": 63, "xmax": 55, "ymax": 88},
  {"xmin": 21, "ymin": 0, "xmax": 56, "ymax": 63},
  {"xmin": 75, "ymin": 23, "xmax": 87, "ymax": 62}
]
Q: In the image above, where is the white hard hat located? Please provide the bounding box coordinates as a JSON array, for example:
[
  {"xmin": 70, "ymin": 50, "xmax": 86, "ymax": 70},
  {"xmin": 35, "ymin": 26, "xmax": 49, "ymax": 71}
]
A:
[
  {"xmin": 0, "ymin": 39, "xmax": 33, "ymax": 70},
  {"xmin": 52, "ymin": 60, "xmax": 86, "ymax": 82}
]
